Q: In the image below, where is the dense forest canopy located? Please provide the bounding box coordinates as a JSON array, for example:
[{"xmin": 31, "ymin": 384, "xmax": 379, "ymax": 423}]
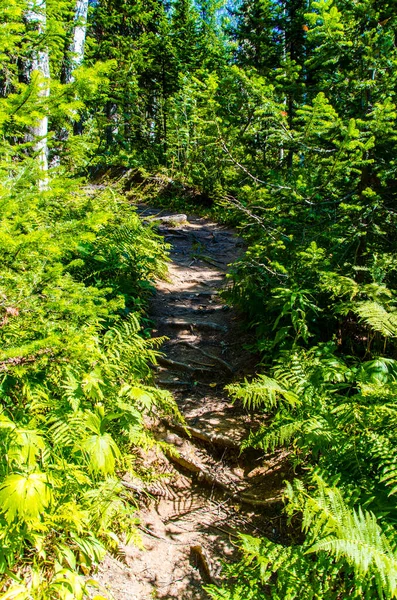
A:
[{"xmin": 1, "ymin": 0, "xmax": 397, "ymax": 597}]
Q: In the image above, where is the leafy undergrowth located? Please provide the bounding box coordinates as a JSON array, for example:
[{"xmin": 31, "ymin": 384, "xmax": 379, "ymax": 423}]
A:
[
  {"xmin": 0, "ymin": 170, "xmax": 180, "ymax": 598},
  {"xmin": 206, "ymin": 475, "xmax": 397, "ymax": 600},
  {"xmin": 206, "ymin": 347, "xmax": 397, "ymax": 598}
]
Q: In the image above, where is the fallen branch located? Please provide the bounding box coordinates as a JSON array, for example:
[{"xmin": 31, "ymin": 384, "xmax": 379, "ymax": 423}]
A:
[{"xmin": 148, "ymin": 214, "xmax": 187, "ymax": 225}]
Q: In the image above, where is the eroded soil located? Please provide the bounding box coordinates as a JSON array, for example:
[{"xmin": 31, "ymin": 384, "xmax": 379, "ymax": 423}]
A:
[{"xmin": 97, "ymin": 207, "xmax": 290, "ymax": 599}]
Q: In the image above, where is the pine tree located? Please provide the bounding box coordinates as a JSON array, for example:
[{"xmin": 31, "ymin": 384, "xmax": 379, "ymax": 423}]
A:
[
  {"xmin": 232, "ymin": 0, "xmax": 281, "ymax": 75},
  {"xmin": 171, "ymin": 0, "xmax": 201, "ymax": 73}
]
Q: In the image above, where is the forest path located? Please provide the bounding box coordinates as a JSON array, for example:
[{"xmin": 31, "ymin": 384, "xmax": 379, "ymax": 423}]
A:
[{"xmin": 97, "ymin": 208, "xmax": 288, "ymax": 599}]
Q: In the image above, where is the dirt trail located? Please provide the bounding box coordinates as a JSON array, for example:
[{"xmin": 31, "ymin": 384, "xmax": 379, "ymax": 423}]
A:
[{"xmin": 97, "ymin": 208, "xmax": 288, "ymax": 599}]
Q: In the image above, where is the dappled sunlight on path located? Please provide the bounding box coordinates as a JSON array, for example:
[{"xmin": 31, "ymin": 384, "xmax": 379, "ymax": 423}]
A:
[{"xmin": 97, "ymin": 206, "xmax": 290, "ymax": 599}]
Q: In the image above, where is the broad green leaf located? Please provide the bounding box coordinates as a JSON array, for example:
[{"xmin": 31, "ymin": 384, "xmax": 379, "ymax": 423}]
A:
[{"xmin": 0, "ymin": 472, "xmax": 52, "ymax": 522}]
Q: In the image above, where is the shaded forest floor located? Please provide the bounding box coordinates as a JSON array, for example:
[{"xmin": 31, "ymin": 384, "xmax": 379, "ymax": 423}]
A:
[{"xmin": 96, "ymin": 207, "xmax": 292, "ymax": 599}]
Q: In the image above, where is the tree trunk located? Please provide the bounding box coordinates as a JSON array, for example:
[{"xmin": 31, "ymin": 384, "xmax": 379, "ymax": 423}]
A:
[
  {"xmin": 27, "ymin": 0, "xmax": 50, "ymax": 187},
  {"xmin": 63, "ymin": 0, "xmax": 90, "ymax": 137},
  {"xmin": 65, "ymin": 0, "xmax": 89, "ymax": 83}
]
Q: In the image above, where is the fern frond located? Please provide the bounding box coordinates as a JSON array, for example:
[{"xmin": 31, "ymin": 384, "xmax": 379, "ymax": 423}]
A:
[
  {"xmin": 226, "ymin": 375, "xmax": 299, "ymax": 410},
  {"xmin": 273, "ymin": 352, "xmax": 310, "ymax": 395},
  {"xmin": 354, "ymin": 301, "xmax": 397, "ymax": 337},
  {"xmin": 357, "ymin": 358, "xmax": 397, "ymax": 385},
  {"xmin": 320, "ymin": 272, "xmax": 360, "ymax": 300},
  {"xmin": 48, "ymin": 413, "xmax": 86, "ymax": 448},
  {"xmin": 243, "ymin": 419, "xmax": 304, "ymax": 451},
  {"xmin": 366, "ymin": 433, "xmax": 397, "ymax": 497},
  {"xmin": 308, "ymin": 508, "xmax": 397, "ymax": 596},
  {"xmin": 285, "ymin": 476, "xmax": 397, "ymax": 597}
]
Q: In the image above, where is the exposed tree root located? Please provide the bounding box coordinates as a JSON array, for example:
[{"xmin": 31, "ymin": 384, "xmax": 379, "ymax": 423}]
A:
[
  {"xmin": 193, "ymin": 254, "xmax": 227, "ymax": 270},
  {"xmin": 160, "ymin": 318, "xmax": 228, "ymax": 332},
  {"xmin": 157, "ymin": 379, "xmax": 191, "ymax": 388},
  {"xmin": 189, "ymin": 358, "xmax": 216, "ymax": 367},
  {"xmin": 178, "ymin": 341, "xmax": 234, "ymax": 374},
  {"xmin": 164, "ymin": 419, "xmax": 241, "ymax": 449},
  {"xmin": 157, "ymin": 355, "xmax": 213, "ymax": 372},
  {"xmin": 121, "ymin": 479, "xmax": 145, "ymax": 494},
  {"xmin": 238, "ymin": 493, "xmax": 284, "ymax": 507},
  {"xmin": 165, "ymin": 450, "xmax": 203, "ymax": 473},
  {"xmin": 197, "ymin": 470, "xmax": 283, "ymax": 507},
  {"xmin": 190, "ymin": 544, "xmax": 219, "ymax": 585},
  {"xmin": 163, "ymin": 448, "xmax": 284, "ymax": 507}
]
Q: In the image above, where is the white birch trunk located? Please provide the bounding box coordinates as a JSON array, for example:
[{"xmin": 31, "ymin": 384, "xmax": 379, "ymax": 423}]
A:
[
  {"xmin": 65, "ymin": 0, "xmax": 89, "ymax": 83},
  {"xmin": 280, "ymin": 3, "xmax": 287, "ymax": 163},
  {"xmin": 27, "ymin": 0, "xmax": 50, "ymax": 187}
]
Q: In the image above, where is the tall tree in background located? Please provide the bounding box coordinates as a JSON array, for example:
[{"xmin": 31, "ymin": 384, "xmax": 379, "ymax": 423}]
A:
[
  {"xmin": 196, "ymin": 0, "xmax": 228, "ymax": 71},
  {"xmin": 26, "ymin": 0, "xmax": 50, "ymax": 183},
  {"xmin": 231, "ymin": 0, "xmax": 281, "ymax": 74},
  {"xmin": 88, "ymin": 0, "xmax": 175, "ymax": 159},
  {"xmin": 64, "ymin": 0, "xmax": 90, "ymax": 83},
  {"xmin": 171, "ymin": 0, "xmax": 201, "ymax": 73}
]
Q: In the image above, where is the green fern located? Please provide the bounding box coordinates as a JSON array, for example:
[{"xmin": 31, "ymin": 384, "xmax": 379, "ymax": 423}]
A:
[
  {"xmin": 354, "ymin": 301, "xmax": 397, "ymax": 338},
  {"xmin": 227, "ymin": 374, "xmax": 299, "ymax": 410},
  {"xmin": 242, "ymin": 419, "xmax": 304, "ymax": 452},
  {"xmin": 208, "ymin": 477, "xmax": 397, "ymax": 600},
  {"xmin": 231, "ymin": 345, "xmax": 397, "ymax": 513},
  {"xmin": 0, "ymin": 171, "xmax": 175, "ymax": 594}
]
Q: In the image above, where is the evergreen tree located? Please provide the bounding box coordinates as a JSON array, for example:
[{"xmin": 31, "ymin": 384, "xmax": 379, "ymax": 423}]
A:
[
  {"xmin": 232, "ymin": 0, "xmax": 281, "ymax": 74},
  {"xmin": 196, "ymin": 0, "xmax": 229, "ymax": 71},
  {"xmin": 171, "ymin": 0, "xmax": 201, "ymax": 72}
]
